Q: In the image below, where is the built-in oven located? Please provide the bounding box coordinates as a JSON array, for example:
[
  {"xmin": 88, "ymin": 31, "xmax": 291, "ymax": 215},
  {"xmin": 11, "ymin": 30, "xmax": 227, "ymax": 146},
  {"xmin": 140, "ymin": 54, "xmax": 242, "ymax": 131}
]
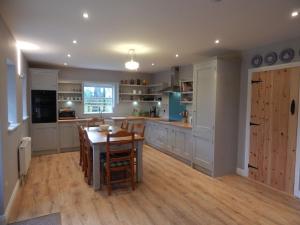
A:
[{"xmin": 31, "ymin": 90, "xmax": 57, "ymax": 123}]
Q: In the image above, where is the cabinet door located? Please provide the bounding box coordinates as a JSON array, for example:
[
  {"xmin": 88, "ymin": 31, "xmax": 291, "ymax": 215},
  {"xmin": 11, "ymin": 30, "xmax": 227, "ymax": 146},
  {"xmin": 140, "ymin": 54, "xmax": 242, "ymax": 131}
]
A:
[
  {"xmin": 173, "ymin": 128, "xmax": 185, "ymax": 156},
  {"xmin": 32, "ymin": 123, "xmax": 58, "ymax": 151},
  {"xmin": 59, "ymin": 124, "xmax": 74, "ymax": 149},
  {"xmin": 30, "ymin": 69, "xmax": 58, "ymax": 90},
  {"xmin": 192, "ymin": 61, "xmax": 216, "ymax": 170},
  {"xmin": 73, "ymin": 124, "xmax": 80, "ymax": 148},
  {"xmin": 183, "ymin": 130, "xmax": 193, "ymax": 160}
]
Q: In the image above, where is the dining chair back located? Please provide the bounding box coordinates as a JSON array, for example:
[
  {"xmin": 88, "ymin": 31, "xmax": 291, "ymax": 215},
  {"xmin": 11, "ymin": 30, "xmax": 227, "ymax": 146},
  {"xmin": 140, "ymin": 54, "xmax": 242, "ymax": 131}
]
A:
[
  {"xmin": 120, "ymin": 120, "xmax": 129, "ymax": 130},
  {"xmin": 131, "ymin": 123, "xmax": 145, "ymax": 137},
  {"xmin": 77, "ymin": 125, "xmax": 84, "ymax": 169},
  {"xmin": 83, "ymin": 129, "xmax": 94, "ymax": 185},
  {"xmin": 105, "ymin": 130, "xmax": 135, "ymax": 195}
]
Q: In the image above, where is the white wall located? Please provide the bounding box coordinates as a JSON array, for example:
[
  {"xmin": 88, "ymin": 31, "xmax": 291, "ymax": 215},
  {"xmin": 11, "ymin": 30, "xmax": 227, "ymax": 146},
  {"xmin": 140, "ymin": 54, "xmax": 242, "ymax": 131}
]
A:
[{"xmin": 0, "ymin": 14, "xmax": 29, "ymax": 221}]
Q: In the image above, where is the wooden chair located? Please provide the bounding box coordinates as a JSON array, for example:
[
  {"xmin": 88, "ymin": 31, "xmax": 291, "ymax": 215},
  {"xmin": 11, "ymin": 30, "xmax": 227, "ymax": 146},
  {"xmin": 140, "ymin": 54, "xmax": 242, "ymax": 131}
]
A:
[
  {"xmin": 77, "ymin": 125, "xmax": 85, "ymax": 170},
  {"xmin": 87, "ymin": 117, "xmax": 105, "ymax": 127},
  {"xmin": 83, "ymin": 129, "xmax": 94, "ymax": 185},
  {"xmin": 120, "ymin": 120, "xmax": 129, "ymax": 130},
  {"xmin": 131, "ymin": 123, "xmax": 145, "ymax": 137},
  {"xmin": 105, "ymin": 130, "xmax": 135, "ymax": 195}
]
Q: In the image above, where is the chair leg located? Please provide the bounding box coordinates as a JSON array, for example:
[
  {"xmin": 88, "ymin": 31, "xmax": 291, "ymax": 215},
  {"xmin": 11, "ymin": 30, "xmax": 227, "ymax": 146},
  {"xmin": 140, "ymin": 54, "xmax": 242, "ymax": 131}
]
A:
[
  {"xmin": 107, "ymin": 170, "xmax": 111, "ymax": 196},
  {"xmin": 131, "ymin": 162, "xmax": 135, "ymax": 191}
]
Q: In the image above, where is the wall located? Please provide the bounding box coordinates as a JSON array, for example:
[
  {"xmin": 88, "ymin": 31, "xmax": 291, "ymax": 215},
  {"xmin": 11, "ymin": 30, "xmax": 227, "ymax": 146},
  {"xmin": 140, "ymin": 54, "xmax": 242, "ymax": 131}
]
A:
[
  {"xmin": 237, "ymin": 37, "xmax": 300, "ymax": 170},
  {"xmin": 152, "ymin": 65, "xmax": 193, "ymax": 119},
  {"xmin": 51, "ymin": 67, "xmax": 156, "ymax": 117},
  {"xmin": 0, "ymin": 14, "xmax": 29, "ymax": 222}
]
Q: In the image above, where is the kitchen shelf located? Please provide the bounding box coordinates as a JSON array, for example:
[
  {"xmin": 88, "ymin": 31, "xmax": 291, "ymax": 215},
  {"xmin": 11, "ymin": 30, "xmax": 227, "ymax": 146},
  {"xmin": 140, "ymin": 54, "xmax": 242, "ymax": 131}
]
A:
[
  {"xmin": 180, "ymin": 101, "xmax": 193, "ymax": 104},
  {"xmin": 58, "ymin": 100, "xmax": 82, "ymax": 102},
  {"xmin": 180, "ymin": 91, "xmax": 193, "ymax": 94},
  {"xmin": 120, "ymin": 100, "xmax": 160, "ymax": 103},
  {"xmin": 119, "ymin": 93, "xmax": 162, "ymax": 96},
  {"xmin": 58, "ymin": 80, "xmax": 82, "ymax": 84},
  {"xmin": 119, "ymin": 83, "xmax": 163, "ymax": 87},
  {"xmin": 58, "ymin": 91, "xmax": 82, "ymax": 94}
]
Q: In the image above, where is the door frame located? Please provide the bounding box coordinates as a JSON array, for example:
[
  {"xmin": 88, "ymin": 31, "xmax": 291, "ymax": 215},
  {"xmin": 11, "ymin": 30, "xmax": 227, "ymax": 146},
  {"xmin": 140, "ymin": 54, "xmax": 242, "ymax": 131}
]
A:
[{"xmin": 244, "ymin": 61, "xmax": 300, "ymax": 197}]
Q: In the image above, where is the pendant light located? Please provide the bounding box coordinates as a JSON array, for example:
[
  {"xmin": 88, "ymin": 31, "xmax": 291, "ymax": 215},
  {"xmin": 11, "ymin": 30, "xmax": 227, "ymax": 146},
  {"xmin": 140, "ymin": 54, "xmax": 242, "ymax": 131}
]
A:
[{"xmin": 125, "ymin": 49, "xmax": 139, "ymax": 70}]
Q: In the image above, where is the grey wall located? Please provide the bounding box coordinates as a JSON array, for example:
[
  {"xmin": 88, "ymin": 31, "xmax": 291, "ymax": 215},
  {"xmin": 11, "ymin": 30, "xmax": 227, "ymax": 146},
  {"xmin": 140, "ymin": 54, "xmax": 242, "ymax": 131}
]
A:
[
  {"xmin": 237, "ymin": 37, "xmax": 300, "ymax": 169},
  {"xmin": 29, "ymin": 66, "xmax": 157, "ymax": 117},
  {"xmin": 0, "ymin": 14, "xmax": 29, "ymax": 218}
]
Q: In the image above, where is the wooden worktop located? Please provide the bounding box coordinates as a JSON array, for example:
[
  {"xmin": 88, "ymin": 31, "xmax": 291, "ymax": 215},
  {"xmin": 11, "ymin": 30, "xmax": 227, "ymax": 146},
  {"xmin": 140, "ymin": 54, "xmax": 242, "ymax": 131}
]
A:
[
  {"xmin": 110, "ymin": 116, "xmax": 192, "ymax": 129},
  {"xmin": 57, "ymin": 118, "xmax": 92, "ymax": 123}
]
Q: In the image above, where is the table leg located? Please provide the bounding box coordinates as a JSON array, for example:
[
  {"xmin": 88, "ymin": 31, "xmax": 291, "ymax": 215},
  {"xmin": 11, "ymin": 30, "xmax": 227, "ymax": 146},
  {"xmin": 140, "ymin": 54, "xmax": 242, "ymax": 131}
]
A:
[
  {"xmin": 136, "ymin": 141, "xmax": 144, "ymax": 182},
  {"xmin": 92, "ymin": 144, "xmax": 101, "ymax": 190}
]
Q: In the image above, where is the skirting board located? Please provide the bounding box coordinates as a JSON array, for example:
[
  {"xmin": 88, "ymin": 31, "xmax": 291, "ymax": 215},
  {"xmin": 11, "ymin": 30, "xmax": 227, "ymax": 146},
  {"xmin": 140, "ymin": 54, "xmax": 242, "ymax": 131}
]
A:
[
  {"xmin": 236, "ymin": 168, "xmax": 247, "ymax": 177},
  {"xmin": 0, "ymin": 179, "xmax": 20, "ymax": 225}
]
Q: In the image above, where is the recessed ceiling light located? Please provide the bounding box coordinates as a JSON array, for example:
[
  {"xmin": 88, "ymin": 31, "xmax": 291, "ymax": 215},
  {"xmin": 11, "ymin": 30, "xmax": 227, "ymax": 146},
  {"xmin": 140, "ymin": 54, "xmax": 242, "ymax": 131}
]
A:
[
  {"xmin": 291, "ymin": 11, "xmax": 299, "ymax": 17},
  {"xmin": 64, "ymin": 62, "xmax": 68, "ymax": 66},
  {"xmin": 151, "ymin": 63, "xmax": 155, "ymax": 66},
  {"xmin": 72, "ymin": 40, "xmax": 77, "ymax": 44},
  {"xmin": 83, "ymin": 12, "xmax": 89, "ymax": 19},
  {"xmin": 175, "ymin": 54, "xmax": 179, "ymax": 58},
  {"xmin": 215, "ymin": 39, "xmax": 220, "ymax": 44},
  {"xmin": 67, "ymin": 54, "xmax": 71, "ymax": 58}
]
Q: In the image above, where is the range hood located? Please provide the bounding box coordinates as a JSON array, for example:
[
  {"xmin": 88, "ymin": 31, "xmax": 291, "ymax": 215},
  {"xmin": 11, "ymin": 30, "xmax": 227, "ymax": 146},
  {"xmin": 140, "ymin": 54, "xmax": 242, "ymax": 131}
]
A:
[{"xmin": 162, "ymin": 66, "xmax": 180, "ymax": 93}]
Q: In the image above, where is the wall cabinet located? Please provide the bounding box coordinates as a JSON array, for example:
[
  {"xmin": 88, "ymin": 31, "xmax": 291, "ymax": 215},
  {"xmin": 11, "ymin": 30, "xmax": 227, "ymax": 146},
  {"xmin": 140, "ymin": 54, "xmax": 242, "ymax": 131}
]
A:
[
  {"xmin": 192, "ymin": 57, "xmax": 240, "ymax": 176},
  {"xmin": 30, "ymin": 68, "xmax": 58, "ymax": 90}
]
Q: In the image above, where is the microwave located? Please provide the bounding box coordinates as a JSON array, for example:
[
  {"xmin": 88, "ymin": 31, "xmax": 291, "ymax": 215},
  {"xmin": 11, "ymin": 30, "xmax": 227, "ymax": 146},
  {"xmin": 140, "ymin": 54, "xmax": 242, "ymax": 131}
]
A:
[{"xmin": 59, "ymin": 109, "xmax": 76, "ymax": 120}]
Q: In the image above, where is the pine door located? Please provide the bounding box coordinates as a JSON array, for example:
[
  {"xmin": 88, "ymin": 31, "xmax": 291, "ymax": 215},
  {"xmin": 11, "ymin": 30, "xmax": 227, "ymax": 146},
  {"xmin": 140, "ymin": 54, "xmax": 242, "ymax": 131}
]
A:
[{"xmin": 249, "ymin": 67, "xmax": 300, "ymax": 194}]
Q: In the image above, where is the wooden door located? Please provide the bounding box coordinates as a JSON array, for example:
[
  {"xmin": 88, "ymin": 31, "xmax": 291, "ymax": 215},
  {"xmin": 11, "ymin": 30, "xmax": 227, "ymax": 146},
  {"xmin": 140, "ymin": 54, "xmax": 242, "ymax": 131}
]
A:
[{"xmin": 249, "ymin": 67, "xmax": 300, "ymax": 194}]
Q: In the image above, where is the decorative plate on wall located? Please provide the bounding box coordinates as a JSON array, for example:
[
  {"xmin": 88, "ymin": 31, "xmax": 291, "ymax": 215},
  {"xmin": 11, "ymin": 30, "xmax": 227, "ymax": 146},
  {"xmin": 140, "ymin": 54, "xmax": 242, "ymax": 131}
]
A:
[
  {"xmin": 279, "ymin": 48, "xmax": 295, "ymax": 63},
  {"xmin": 264, "ymin": 52, "xmax": 278, "ymax": 65},
  {"xmin": 251, "ymin": 55, "xmax": 263, "ymax": 67}
]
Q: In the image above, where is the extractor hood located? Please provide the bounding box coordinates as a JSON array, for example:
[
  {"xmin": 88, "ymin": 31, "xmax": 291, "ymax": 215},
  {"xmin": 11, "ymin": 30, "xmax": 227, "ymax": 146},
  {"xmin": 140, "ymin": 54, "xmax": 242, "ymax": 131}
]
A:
[{"xmin": 162, "ymin": 66, "xmax": 180, "ymax": 93}]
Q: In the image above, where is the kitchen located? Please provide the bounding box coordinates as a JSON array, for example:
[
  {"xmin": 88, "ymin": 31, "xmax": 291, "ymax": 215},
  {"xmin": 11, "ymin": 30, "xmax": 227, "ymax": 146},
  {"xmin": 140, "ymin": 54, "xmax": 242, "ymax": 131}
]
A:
[{"xmin": 1, "ymin": 1, "xmax": 300, "ymax": 225}]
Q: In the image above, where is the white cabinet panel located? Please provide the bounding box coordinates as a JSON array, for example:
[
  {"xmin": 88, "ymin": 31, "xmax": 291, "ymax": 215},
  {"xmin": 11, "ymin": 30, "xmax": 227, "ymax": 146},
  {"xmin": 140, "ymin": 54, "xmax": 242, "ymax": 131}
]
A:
[
  {"xmin": 31, "ymin": 123, "xmax": 58, "ymax": 151},
  {"xmin": 30, "ymin": 69, "xmax": 58, "ymax": 90},
  {"xmin": 193, "ymin": 135, "xmax": 213, "ymax": 170},
  {"xmin": 59, "ymin": 124, "xmax": 74, "ymax": 149}
]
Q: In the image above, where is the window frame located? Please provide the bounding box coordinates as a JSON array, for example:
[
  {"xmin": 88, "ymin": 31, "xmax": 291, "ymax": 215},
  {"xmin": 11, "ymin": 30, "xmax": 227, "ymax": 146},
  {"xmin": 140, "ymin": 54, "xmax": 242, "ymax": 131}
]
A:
[{"xmin": 83, "ymin": 82, "xmax": 116, "ymax": 114}]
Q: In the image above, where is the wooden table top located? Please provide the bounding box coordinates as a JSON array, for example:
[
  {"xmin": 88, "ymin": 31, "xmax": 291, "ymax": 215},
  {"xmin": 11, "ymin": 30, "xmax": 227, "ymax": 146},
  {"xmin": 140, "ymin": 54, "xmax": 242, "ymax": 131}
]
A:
[{"xmin": 86, "ymin": 126, "xmax": 144, "ymax": 145}]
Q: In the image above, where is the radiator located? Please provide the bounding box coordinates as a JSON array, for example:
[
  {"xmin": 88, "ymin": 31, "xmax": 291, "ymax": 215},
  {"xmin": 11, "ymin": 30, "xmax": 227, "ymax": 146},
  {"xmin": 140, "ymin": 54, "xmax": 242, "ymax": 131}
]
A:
[{"xmin": 19, "ymin": 137, "xmax": 31, "ymax": 182}]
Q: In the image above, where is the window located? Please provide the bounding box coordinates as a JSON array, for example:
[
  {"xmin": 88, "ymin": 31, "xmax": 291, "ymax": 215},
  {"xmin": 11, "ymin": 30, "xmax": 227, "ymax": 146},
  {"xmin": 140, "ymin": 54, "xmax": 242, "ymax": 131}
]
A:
[
  {"xmin": 83, "ymin": 82, "xmax": 115, "ymax": 114},
  {"xmin": 6, "ymin": 59, "xmax": 17, "ymax": 128},
  {"xmin": 22, "ymin": 74, "xmax": 28, "ymax": 119}
]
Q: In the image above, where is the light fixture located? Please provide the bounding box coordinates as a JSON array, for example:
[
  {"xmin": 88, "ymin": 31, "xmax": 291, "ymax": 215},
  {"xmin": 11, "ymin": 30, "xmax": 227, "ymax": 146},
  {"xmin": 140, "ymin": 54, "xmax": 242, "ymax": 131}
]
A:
[
  {"xmin": 215, "ymin": 39, "xmax": 220, "ymax": 44},
  {"xmin": 64, "ymin": 62, "xmax": 68, "ymax": 66},
  {"xmin": 66, "ymin": 101, "xmax": 73, "ymax": 106},
  {"xmin": 151, "ymin": 63, "xmax": 155, "ymax": 66},
  {"xmin": 16, "ymin": 41, "xmax": 39, "ymax": 51},
  {"xmin": 175, "ymin": 54, "xmax": 179, "ymax": 58},
  {"xmin": 72, "ymin": 40, "xmax": 77, "ymax": 44},
  {"xmin": 67, "ymin": 53, "xmax": 71, "ymax": 58},
  {"xmin": 133, "ymin": 101, "xmax": 138, "ymax": 106},
  {"xmin": 157, "ymin": 101, "xmax": 161, "ymax": 106},
  {"xmin": 291, "ymin": 11, "xmax": 299, "ymax": 17},
  {"xmin": 83, "ymin": 12, "xmax": 89, "ymax": 19},
  {"xmin": 125, "ymin": 49, "xmax": 139, "ymax": 70}
]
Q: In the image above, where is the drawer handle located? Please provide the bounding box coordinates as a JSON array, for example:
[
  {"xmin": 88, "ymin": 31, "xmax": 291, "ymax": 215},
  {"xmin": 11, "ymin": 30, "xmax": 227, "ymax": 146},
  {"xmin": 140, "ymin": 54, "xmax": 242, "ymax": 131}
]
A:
[{"xmin": 291, "ymin": 99, "xmax": 295, "ymax": 115}]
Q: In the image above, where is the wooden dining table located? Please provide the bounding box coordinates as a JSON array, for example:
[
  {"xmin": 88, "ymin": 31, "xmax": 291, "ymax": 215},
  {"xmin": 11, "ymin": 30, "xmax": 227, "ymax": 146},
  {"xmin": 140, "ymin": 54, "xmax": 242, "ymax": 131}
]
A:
[{"xmin": 86, "ymin": 126, "xmax": 144, "ymax": 190}]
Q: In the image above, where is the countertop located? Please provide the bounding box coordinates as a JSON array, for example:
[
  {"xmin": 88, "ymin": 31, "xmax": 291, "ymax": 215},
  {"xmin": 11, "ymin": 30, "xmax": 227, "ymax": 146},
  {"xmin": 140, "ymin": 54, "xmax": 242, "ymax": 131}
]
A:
[
  {"xmin": 58, "ymin": 118, "xmax": 92, "ymax": 123},
  {"xmin": 110, "ymin": 116, "xmax": 192, "ymax": 129}
]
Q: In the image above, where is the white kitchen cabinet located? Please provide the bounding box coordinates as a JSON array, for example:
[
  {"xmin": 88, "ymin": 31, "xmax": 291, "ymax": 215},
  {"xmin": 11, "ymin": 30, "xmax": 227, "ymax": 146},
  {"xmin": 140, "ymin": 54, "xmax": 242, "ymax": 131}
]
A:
[
  {"xmin": 30, "ymin": 68, "xmax": 58, "ymax": 90},
  {"xmin": 192, "ymin": 57, "xmax": 240, "ymax": 176},
  {"xmin": 31, "ymin": 123, "xmax": 58, "ymax": 152},
  {"xmin": 59, "ymin": 122, "xmax": 81, "ymax": 150}
]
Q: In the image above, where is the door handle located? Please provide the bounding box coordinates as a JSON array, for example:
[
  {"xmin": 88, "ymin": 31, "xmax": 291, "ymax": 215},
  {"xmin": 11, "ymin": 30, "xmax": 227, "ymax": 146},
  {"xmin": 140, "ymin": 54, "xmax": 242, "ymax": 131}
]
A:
[{"xmin": 291, "ymin": 99, "xmax": 295, "ymax": 115}]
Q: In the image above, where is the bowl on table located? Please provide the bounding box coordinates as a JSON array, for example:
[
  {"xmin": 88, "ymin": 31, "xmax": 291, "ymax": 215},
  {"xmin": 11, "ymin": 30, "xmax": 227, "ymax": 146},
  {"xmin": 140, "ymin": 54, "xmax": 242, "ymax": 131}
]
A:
[{"xmin": 99, "ymin": 124, "xmax": 110, "ymax": 132}]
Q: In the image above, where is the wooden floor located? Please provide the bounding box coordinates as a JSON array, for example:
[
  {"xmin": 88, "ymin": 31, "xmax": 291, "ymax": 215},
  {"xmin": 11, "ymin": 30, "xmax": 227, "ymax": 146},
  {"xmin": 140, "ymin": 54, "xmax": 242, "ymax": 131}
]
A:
[{"xmin": 9, "ymin": 145, "xmax": 300, "ymax": 225}]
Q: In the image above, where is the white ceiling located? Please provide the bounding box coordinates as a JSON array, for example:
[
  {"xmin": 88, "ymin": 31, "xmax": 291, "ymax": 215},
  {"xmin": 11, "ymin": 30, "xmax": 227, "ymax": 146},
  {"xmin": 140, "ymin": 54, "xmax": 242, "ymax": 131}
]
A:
[{"xmin": 1, "ymin": 0, "xmax": 300, "ymax": 72}]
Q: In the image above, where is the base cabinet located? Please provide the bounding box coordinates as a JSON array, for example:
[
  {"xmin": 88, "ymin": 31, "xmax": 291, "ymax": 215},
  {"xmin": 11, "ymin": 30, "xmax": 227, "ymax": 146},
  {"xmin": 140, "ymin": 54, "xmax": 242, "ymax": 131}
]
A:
[
  {"xmin": 145, "ymin": 121, "xmax": 192, "ymax": 162},
  {"xmin": 31, "ymin": 123, "xmax": 58, "ymax": 152},
  {"xmin": 59, "ymin": 123, "xmax": 81, "ymax": 150}
]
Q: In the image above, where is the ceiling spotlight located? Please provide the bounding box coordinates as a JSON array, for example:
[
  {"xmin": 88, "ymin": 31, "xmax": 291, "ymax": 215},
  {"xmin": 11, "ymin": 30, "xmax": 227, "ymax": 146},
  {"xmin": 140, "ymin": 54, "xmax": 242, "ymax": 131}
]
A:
[
  {"xmin": 291, "ymin": 11, "xmax": 299, "ymax": 17},
  {"xmin": 64, "ymin": 62, "xmax": 68, "ymax": 66},
  {"xmin": 175, "ymin": 54, "xmax": 179, "ymax": 58},
  {"xmin": 72, "ymin": 40, "xmax": 77, "ymax": 44},
  {"xmin": 125, "ymin": 49, "xmax": 139, "ymax": 70},
  {"xmin": 67, "ymin": 54, "xmax": 71, "ymax": 58},
  {"xmin": 151, "ymin": 63, "xmax": 155, "ymax": 66},
  {"xmin": 83, "ymin": 12, "xmax": 89, "ymax": 19},
  {"xmin": 215, "ymin": 39, "xmax": 220, "ymax": 44}
]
